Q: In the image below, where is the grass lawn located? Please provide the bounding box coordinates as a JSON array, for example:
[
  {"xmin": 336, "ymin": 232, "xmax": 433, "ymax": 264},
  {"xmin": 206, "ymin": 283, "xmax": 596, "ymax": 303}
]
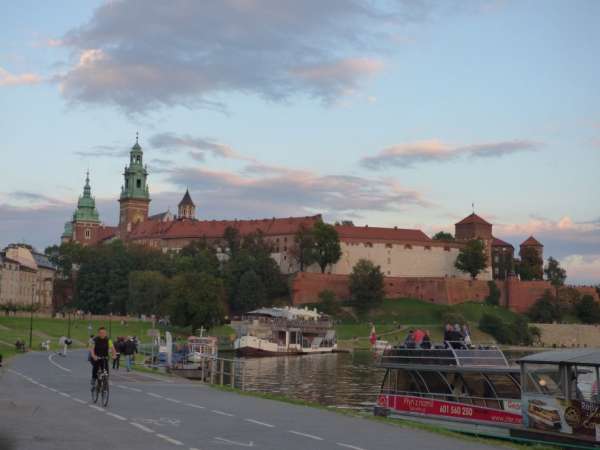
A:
[{"xmin": 0, "ymin": 315, "xmax": 154, "ymax": 361}]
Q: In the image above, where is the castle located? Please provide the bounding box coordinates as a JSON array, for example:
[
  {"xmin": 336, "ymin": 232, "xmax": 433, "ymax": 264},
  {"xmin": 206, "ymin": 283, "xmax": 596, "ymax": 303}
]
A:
[{"xmin": 61, "ymin": 137, "xmax": 544, "ymax": 282}]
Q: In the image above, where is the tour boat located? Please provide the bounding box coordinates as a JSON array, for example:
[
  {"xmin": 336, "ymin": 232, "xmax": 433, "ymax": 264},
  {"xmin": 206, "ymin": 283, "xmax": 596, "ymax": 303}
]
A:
[
  {"xmin": 232, "ymin": 307, "xmax": 337, "ymax": 356},
  {"xmin": 374, "ymin": 343, "xmax": 600, "ymax": 448}
]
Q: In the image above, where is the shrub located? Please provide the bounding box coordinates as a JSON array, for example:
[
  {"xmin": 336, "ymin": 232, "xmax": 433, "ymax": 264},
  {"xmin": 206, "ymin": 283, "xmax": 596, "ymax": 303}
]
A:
[
  {"xmin": 479, "ymin": 313, "xmax": 533, "ymax": 345},
  {"xmin": 528, "ymin": 290, "xmax": 562, "ymax": 323},
  {"xmin": 441, "ymin": 311, "xmax": 467, "ymax": 327},
  {"xmin": 318, "ymin": 289, "xmax": 339, "ymax": 316},
  {"xmin": 485, "ymin": 281, "xmax": 501, "ymax": 306},
  {"xmin": 575, "ymin": 295, "xmax": 600, "ymax": 324}
]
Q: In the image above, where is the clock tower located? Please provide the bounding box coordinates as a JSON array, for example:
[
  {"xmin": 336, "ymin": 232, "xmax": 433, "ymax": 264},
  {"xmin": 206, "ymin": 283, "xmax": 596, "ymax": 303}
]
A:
[{"xmin": 119, "ymin": 134, "xmax": 150, "ymax": 237}]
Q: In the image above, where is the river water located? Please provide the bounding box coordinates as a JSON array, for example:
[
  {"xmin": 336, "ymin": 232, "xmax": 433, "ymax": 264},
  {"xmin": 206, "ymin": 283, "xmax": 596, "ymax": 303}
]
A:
[{"xmin": 233, "ymin": 349, "xmax": 533, "ymax": 411}]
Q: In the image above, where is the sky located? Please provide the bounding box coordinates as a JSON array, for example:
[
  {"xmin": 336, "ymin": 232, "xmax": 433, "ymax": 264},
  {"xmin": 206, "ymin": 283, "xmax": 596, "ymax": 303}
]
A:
[{"xmin": 0, "ymin": 0, "xmax": 599, "ymax": 284}]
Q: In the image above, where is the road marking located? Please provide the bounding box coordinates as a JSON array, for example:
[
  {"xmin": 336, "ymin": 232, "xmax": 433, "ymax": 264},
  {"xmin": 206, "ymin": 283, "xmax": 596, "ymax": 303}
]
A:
[
  {"xmin": 148, "ymin": 392, "xmax": 163, "ymax": 399},
  {"xmin": 73, "ymin": 398, "xmax": 87, "ymax": 404},
  {"xmin": 48, "ymin": 388, "xmax": 58, "ymax": 392},
  {"xmin": 214, "ymin": 437, "xmax": 254, "ymax": 447},
  {"xmin": 337, "ymin": 443, "xmax": 367, "ymax": 450},
  {"xmin": 59, "ymin": 392, "xmax": 71, "ymax": 398},
  {"xmin": 211, "ymin": 409, "xmax": 234, "ymax": 417},
  {"xmin": 165, "ymin": 397, "xmax": 182, "ymax": 404},
  {"xmin": 128, "ymin": 387, "xmax": 142, "ymax": 392},
  {"xmin": 89, "ymin": 405, "xmax": 104, "ymax": 412},
  {"xmin": 288, "ymin": 430, "xmax": 324, "ymax": 441},
  {"xmin": 156, "ymin": 434, "xmax": 183, "ymax": 446},
  {"xmin": 244, "ymin": 419, "xmax": 275, "ymax": 428},
  {"xmin": 38, "ymin": 383, "xmax": 48, "ymax": 389},
  {"xmin": 130, "ymin": 422, "xmax": 154, "ymax": 433},
  {"xmin": 185, "ymin": 403, "xmax": 205, "ymax": 409},
  {"xmin": 48, "ymin": 354, "xmax": 72, "ymax": 372},
  {"xmin": 106, "ymin": 412, "xmax": 127, "ymax": 421}
]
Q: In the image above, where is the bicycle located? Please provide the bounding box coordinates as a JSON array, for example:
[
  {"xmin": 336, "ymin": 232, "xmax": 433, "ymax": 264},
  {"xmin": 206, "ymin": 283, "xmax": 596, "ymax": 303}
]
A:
[{"xmin": 91, "ymin": 356, "xmax": 110, "ymax": 407}]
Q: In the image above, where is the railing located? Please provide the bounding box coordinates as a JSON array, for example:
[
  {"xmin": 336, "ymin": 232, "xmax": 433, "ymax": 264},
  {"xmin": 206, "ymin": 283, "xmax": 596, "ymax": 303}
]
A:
[{"xmin": 378, "ymin": 342, "xmax": 510, "ymax": 368}]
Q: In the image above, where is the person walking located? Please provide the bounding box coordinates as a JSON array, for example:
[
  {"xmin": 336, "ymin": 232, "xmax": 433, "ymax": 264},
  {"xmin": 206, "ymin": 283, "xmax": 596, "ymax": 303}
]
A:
[
  {"xmin": 112, "ymin": 337, "xmax": 123, "ymax": 370},
  {"xmin": 123, "ymin": 337, "xmax": 135, "ymax": 372}
]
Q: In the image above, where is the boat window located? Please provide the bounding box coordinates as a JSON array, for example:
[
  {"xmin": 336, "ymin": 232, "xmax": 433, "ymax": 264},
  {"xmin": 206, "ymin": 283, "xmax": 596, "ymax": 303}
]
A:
[
  {"xmin": 485, "ymin": 373, "xmax": 521, "ymax": 400},
  {"xmin": 391, "ymin": 369, "xmax": 425, "ymax": 396},
  {"xmin": 570, "ymin": 365, "xmax": 599, "ymax": 402},
  {"xmin": 461, "ymin": 372, "xmax": 496, "ymax": 406},
  {"xmin": 523, "ymin": 363, "xmax": 563, "ymax": 397},
  {"xmin": 418, "ymin": 371, "xmax": 452, "ymax": 398}
]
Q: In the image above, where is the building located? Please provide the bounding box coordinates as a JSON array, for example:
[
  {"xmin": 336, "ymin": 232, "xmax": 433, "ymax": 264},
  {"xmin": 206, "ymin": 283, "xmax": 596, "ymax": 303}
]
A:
[
  {"xmin": 60, "ymin": 135, "xmax": 533, "ymax": 281},
  {"xmin": 0, "ymin": 244, "xmax": 56, "ymax": 312}
]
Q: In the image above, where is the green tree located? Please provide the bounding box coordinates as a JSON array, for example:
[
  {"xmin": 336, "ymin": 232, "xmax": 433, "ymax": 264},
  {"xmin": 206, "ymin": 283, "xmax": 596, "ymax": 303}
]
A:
[
  {"xmin": 517, "ymin": 246, "xmax": 543, "ymax": 280},
  {"xmin": 527, "ymin": 290, "xmax": 562, "ymax": 323},
  {"xmin": 317, "ymin": 289, "xmax": 339, "ymax": 315},
  {"xmin": 575, "ymin": 295, "xmax": 600, "ymax": 324},
  {"xmin": 479, "ymin": 313, "xmax": 533, "ymax": 345},
  {"xmin": 234, "ymin": 270, "xmax": 267, "ymax": 312},
  {"xmin": 349, "ymin": 259, "xmax": 384, "ymax": 314},
  {"xmin": 167, "ymin": 272, "xmax": 225, "ymax": 330},
  {"xmin": 174, "ymin": 246, "xmax": 220, "ymax": 277},
  {"xmin": 291, "ymin": 224, "xmax": 316, "ymax": 272},
  {"xmin": 128, "ymin": 271, "xmax": 171, "ymax": 316},
  {"xmin": 312, "ymin": 221, "xmax": 341, "ymax": 273},
  {"xmin": 223, "ymin": 226, "xmax": 241, "ymax": 256},
  {"xmin": 485, "ymin": 281, "xmax": 501, "ymax": 306},
  {"xmin": 454, "ymin": 239, "xmax": 488, "ymax": 279},
  {"xmin": 544, "ymin": 257, "xmax": 566, "ymax": 297},
  {"xmin": 432, "ymin": 231, "xmax": 454, "ymax": 241}
]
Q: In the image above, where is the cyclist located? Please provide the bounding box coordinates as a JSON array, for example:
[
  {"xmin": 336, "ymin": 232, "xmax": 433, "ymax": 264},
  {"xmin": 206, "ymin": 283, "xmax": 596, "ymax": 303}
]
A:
[{"xmin": 90, "ymin": 326, "xmax": 117, "ymax": 387}]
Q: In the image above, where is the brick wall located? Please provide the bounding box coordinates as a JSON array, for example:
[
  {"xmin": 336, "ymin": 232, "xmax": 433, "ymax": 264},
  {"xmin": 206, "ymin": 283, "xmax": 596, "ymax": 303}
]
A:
[{"xmin": 290, "ymin": 272, "xmax": 599, "ymax": 313}]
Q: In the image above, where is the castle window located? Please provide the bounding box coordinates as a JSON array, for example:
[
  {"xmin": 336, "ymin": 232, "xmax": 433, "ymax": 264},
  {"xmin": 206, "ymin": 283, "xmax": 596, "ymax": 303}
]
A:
[
  {"xmin": 424, "ymin": 246, "xmax": 431, "ymax": 250},
  {"xmin": 136, "ymin": 179, "xmax": 141, "ymax": 188},
  {"xmin": 387, "ymin": 258, "xmax": 391, "ymax": 264},
  {"xmin": 365, "ymin": 242, "xmax": 373, "ymax": 248},
  {"xmin": 444, "ymin": 246, "xmax": 450, "ymax": 252},
  {"xmin": 404, "ymin": 244, "xmax": 412, "ymax": 250},
  {"xmin": 84, "ymin": 229, "xmax": 91, "ymax": 240},
  {"xmin": 385, "ymin": 243, "xmax": 393, "ymax": 249}
]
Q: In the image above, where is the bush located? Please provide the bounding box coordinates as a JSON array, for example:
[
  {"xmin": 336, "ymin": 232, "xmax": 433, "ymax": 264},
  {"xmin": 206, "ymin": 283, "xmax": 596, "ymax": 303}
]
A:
[
  {"xmin": 575, "ymin": 295, "xmax": 600, "ymax": 324},
  {"xmin": 317, "ymin": 290, "xmax": 339, "ymax": 316},
  {"xmin": 528, "ymin": 290, "xmax": 562, "ymax": 323},
  {"xmin": 479, "ymin": 313, "xmax": 533, "ymax": 345},
  {"xmin": 441, "ymin": 311, "xmax": 467, "ymax": 327},
  {"xmin": 485, "ymin": 281, "xmax": 501, "ymax": 306}
]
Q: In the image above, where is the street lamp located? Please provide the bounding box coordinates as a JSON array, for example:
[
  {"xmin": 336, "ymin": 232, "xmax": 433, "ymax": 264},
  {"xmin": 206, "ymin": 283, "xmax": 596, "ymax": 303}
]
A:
[{"xmin": 28, "ymin": 281, "xmax": 35, "ymax": 350}]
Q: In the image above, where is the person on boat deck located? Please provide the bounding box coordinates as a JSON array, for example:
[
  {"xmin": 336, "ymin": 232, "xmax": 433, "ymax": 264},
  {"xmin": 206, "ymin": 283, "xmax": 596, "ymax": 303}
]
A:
[
  {"xmin": 420, "ymin": 330, "xmax": 431, "ymax": 349},
  {"xmin": 404, "ymin": 330, "xmax": 416, "ymax": 348},
  {"xmin": 444, "ymin": 324, "xmax": 465, "ymax": 349},
  {"xmin": 443, "ymin": 324, "xmax": 452, "ymax": 343},
  {"xmin": 462, "ymin": 324, "xmax": 472, "ymax": 346},
  {"xmin": 413, "ymin": 329, "xmax": 425, "ymax": 346}
]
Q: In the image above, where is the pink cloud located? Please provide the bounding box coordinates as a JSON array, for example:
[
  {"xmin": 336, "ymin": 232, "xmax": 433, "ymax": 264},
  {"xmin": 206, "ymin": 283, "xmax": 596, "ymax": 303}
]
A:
[
  {"xmin": 0, "ymin": 67, "xmax": 42, "ymax": 87},
  {"xmin": 560, "ymin": 254, "xmax": 600, "ymax": 285}
]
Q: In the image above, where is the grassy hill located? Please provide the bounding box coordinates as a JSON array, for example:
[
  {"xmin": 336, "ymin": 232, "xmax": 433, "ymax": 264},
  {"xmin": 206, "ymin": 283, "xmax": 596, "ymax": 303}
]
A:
[{"xmin": 331, "ymin": 298, "xmax": 523, "ymax": 349}]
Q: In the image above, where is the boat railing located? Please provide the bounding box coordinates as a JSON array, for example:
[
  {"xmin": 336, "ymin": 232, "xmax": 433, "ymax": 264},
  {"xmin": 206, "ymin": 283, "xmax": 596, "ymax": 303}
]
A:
[{"xmin": 378, "ymin": 342, "xmax": 510, "ymax": 368}]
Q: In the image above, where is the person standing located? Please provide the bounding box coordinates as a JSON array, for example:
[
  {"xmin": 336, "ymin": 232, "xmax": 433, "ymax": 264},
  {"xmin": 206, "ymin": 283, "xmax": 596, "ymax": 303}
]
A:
[
  {"xmin": 112, "ymin": 337, "xmax": 123, "ymax": 370},
  {"xmin": 123, "ymin": 337, "xmax": 135, "ymax": 372}
]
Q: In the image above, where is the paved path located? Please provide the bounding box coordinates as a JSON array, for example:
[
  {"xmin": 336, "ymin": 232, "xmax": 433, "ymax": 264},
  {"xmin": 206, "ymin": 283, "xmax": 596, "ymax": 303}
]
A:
[{"xmin": 0, "ymin": 350, "xmax": 508, "ymax": 450}]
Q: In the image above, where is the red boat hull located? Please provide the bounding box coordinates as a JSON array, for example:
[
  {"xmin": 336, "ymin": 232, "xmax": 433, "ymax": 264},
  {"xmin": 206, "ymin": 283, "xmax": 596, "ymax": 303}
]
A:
[{"xmin": 378, "ymin": 394, "xmax": 522, "ymax": 426}]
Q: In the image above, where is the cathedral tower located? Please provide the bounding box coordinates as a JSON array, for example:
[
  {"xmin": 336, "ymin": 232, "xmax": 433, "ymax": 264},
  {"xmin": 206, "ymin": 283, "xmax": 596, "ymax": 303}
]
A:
[
  {"xmin": 119, "ymin": 134, "xmax": 150, "ymax": 235},
  {"xmin": 69, "ymin": 171, "xmax": 101, "ymax": 245},
  {"xmin": 178, "ymin": 189, "xmax": 196, "ymax": 220}
]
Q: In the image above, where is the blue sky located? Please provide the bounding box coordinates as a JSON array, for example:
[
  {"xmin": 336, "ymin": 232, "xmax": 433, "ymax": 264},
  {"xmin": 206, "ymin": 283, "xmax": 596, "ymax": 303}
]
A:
[{"xmin": 1, "ymin": 0, "xmax": 599, "ymax": 283}]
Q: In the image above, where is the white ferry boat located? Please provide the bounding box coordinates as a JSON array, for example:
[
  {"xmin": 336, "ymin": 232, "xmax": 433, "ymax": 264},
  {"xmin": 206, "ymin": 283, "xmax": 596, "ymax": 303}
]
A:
[{"xmin": 232, "ymin": 307, "xmax": 337, "ymax": 356}]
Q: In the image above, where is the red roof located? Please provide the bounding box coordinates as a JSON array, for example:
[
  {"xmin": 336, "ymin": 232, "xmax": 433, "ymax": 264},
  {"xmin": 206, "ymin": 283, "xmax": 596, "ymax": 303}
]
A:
[
  {"xmin": 334, "ymin": 225, "xmax": 431, "ymax": 243},
  {"xmin": 455, "ymin": 213, "xmax": 492, "ymax": 226},
  {"xmin": 128, "ymin": 215, "xmax": 321, "ymax": 240},
  {"xmin": 94, "ymin": 226, "xmax": 118, "ymax": 244},
  {"xmin": 521, "ymin": 235, "xmax": 543, "ymax": 247},
  {"xmin": 492, "ymin": 236, "xmax": 514, "ymax": 248}
]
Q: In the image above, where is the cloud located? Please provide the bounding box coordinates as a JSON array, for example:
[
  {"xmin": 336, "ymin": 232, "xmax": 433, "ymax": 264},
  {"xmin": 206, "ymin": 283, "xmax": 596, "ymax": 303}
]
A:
[
  {"xmin": 559, "ymin": 254, "xmax": 600, "ymax": 285},
  {"xmin": 361, "ymin": 139, "xmax": 540, "ymax": 169},
  {"xmin": 7, "ymin": 191, "xmax": 67, "ymax": 206},
  {"xmin": 74, "ymin": 144, "xmax": 130, "ymax": 158},
  {"xmin": 149, "ymin": 132, "xmax": 252, "ymax": 162},
  {"xmin": 0, "ymin": 66, "xmax": 42, "ymax": 87},
  {"xmin": 166, "ymin": 164, "xmax": 429, "ymax": 218},
  {"xmin": 55, "ymin": 0, "xmax": 447, "ymax": 113}
]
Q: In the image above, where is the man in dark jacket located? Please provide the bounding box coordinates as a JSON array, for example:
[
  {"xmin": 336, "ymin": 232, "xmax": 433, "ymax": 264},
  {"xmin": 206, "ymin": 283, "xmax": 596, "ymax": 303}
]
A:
[{"xmin": 123, "ymin": 337, "xmax": 136, "ymax": 372}]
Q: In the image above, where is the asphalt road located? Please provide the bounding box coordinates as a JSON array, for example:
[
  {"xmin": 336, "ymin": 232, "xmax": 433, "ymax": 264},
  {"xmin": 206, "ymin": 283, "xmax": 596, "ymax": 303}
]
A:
[{"xmin": 0, "ymin": 350, "xmax": 507, "ymax": 450}]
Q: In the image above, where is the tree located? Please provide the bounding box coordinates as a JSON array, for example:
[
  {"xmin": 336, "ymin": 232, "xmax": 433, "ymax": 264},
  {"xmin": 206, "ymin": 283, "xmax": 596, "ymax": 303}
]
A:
[
  {"xmin": 128, "ymin": 271, "xmax": 170, "ymax": 316},
  {"xmin": 223, "ymin": 226, "xmax": 241, "ymax": 256},
  {"xmin": 167, "ymin": 272, "xmax": 226, "ymax": 330},
  {"xmin": 312, "ymin": 221, "xmax": 341, "ymax": 273},
  {"xmin": 432, "ymin": 231, "xmax": 454, "ymax": 241},
  {"xmin": 454, "ymin": 239, "xmax": 487, "ymax": 279},
  {"xmin": 317, "ymin": 289, "xmax": 339, "ymax": 316},
  {"xmin": 517, "ymin": 246, "xmax": 543, "ymax": 280},
  {"xmin": 349, "ymin": 259, "xmax": 384, "ymax": 314},
  {"xmin": 291, "ymin": 224, "xmax": 316, "ymax": 272},
  {"xmin": 479, "ymin": 313, "xmax": 533, "ymax": 345},
  {"xmin": 174, "ymin": 247, "xmax": 220, "ymax": 277},
  {"xmin": 544, "ymin": 257, "xmax": 566, "ymax": 297},
  {"xmin": 527, "ymin": 290, "xmax": 562, "ymax": 323},
  {"xmin": 575, "ymin": 295, "xmax": 600, "ymax": 324},
  {"xmin": 234, "ymin": 270, "xmax": 267, "ymax": 312},
  {"xmin": 485, "ymin": 281, "xmax": 501, "ymax": 306}
]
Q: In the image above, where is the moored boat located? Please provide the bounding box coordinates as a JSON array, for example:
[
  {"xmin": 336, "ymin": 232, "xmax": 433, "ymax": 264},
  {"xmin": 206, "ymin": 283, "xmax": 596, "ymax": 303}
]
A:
[{"xmin": 232, "ymin": 307, "xmax": 337, "ymax": 356}]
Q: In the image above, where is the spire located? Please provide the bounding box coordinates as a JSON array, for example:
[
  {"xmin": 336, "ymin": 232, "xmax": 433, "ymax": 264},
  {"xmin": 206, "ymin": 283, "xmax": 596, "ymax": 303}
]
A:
[
  {"xmin": 83, "ymin": 170, "xmax": 91, "ymax": 197},
  {"xmin": 132, "ymin": 131, "xmax": 141, "ymax": 151}
]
